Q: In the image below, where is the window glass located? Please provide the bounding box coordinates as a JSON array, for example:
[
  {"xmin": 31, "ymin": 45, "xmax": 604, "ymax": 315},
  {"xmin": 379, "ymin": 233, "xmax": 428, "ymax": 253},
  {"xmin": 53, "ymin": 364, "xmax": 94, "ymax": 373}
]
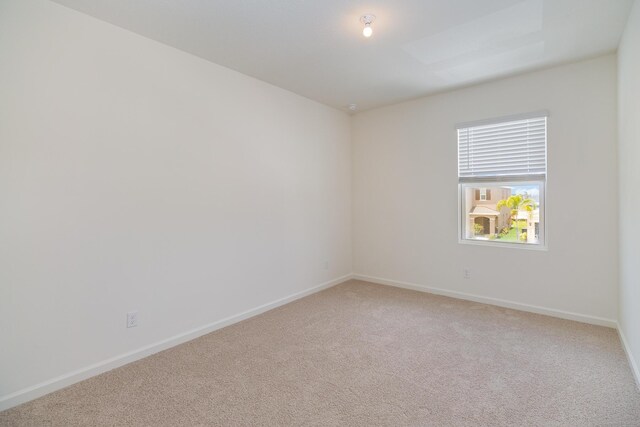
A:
[{"xmin": 461, "ymin": 183, "xmax": 543, "ymax": 245}]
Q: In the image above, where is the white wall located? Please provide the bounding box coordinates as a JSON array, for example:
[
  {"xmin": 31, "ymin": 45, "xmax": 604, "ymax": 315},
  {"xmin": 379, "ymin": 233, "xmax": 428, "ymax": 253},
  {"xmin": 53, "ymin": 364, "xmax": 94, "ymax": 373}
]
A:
[
  {"xmin": 0, "ymin": 0, "xmax": 351, "ymax": 405},
  {"xmin": 618, "ymin": 0, "xmax": 640, "ymax": 385},
  {"xmin": 353, "ymin": 55, "xmax": 619, "ymax": 325}
]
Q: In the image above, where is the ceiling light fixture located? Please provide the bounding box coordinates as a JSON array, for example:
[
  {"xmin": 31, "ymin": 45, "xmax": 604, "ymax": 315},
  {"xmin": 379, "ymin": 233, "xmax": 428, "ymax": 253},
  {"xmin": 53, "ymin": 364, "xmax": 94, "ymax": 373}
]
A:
[{"xmin": 360, "ymin": 14, "xmax": 375, "ymax": 38}]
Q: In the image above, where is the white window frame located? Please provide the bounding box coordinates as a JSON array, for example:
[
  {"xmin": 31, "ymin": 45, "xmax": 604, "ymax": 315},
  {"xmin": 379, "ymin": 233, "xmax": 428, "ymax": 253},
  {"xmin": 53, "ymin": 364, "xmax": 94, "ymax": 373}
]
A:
[
  {"xmin": 457, "ymin": 111, "xmax": 548, "ymax": 250},
  {"xmin": 458, "ymin": 180, "xmax": 546, "ymax": 250}
]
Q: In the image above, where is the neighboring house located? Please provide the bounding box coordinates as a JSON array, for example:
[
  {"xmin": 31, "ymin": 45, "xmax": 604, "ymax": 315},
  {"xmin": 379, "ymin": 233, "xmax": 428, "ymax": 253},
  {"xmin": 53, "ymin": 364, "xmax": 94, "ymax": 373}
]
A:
[
  {"xmin": 517, "ymin": 209, "xmax": 541, "ymax": 243},
  {"xmin": 465, "ymin": 187, "xmax": 512, "ymax": 237}
]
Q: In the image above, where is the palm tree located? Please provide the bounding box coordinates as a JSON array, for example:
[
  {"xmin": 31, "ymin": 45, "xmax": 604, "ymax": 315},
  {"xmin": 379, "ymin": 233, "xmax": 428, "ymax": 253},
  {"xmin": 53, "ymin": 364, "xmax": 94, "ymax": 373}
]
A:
[{"xmin": 496, "ymin": 194, "xmax": 536, "ymax": 241}]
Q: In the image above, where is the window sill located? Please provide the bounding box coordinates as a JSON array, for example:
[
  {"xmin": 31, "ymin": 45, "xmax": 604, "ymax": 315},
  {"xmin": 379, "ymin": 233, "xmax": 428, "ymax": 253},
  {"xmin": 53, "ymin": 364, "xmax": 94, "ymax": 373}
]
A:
[{"xmin": 458, "ymin": 238, "xmax": 548, "ymax": 251}]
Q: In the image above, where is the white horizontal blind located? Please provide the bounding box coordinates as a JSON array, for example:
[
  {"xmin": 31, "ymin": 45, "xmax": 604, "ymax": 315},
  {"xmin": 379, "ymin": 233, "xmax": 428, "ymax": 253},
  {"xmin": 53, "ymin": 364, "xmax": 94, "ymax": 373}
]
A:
[{"xmin": 458, "ymin": 115, "xmax": 547, "ymax": 182}]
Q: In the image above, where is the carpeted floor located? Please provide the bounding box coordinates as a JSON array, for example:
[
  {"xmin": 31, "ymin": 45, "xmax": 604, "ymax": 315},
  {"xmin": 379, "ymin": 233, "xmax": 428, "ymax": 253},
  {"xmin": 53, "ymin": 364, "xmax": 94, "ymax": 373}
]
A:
[{"xmin": 2, "ymin": 280, "xmax": 639, "ymax": 426}]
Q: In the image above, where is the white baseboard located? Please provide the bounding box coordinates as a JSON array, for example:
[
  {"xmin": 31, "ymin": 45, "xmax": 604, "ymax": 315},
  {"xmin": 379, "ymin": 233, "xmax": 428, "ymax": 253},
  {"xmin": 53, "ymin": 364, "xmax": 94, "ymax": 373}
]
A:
[
  {"xmin": 0, "ymin": 274, "xmax": 353, "ymax": 412},
  {"xmin": 352, "ymin": 274, "xmax": 617, "ymax": 328},
  {"xmin": 618, "ymin": 325, "xmax": 640, "ymax": 391}
]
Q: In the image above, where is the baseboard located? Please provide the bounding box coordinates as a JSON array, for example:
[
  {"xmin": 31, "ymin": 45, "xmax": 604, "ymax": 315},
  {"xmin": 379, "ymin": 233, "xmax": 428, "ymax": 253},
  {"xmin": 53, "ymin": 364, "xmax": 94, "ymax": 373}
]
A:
[
  {"xmin": 352, "ymin": 274, "xmax": 617, "ymax": 328},
  {"xmin": 618, "ymin": 325, "xmax": 640, "ymax": 391},
  {"xmin": 0, "ymin": 274, "xmax": 353, "ymax": 412}
]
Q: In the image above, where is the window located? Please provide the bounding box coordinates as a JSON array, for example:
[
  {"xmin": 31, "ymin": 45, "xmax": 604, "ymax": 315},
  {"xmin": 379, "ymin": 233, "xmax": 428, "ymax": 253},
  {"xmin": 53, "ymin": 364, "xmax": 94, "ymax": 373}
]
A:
[{"xmin": 457, "ymin": 112, "xmax": 547, "ymax": 247}]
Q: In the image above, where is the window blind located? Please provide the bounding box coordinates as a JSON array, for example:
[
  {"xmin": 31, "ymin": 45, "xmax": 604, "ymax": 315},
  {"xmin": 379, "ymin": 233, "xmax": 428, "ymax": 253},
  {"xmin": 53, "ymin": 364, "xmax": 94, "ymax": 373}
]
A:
[{"xmin": 457, "ymin": 114, "xmax": 547, "ymax": 182}]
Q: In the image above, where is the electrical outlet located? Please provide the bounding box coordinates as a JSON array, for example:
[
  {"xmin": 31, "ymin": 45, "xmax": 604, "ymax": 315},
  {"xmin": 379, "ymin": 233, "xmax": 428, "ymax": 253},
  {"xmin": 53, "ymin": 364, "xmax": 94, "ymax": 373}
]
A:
[
  {"xmin": 126, "ymin": 311, "xmax": 138, "ymax": 328},
  {"xmin": 463, "ymin": 269, "xmax": 471, "ymax": 279}
]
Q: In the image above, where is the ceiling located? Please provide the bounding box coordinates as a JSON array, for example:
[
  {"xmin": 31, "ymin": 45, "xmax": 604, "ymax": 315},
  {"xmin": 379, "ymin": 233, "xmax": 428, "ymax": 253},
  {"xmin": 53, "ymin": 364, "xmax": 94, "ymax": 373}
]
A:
[{"xmin": 51, "ymin": 0, "xmax": 634, "ymax": 112}]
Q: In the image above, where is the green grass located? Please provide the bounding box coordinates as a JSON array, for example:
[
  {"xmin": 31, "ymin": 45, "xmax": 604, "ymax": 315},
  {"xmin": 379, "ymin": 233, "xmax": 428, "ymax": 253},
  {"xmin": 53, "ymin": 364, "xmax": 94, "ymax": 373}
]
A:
[
  {"xmin": 496, "ymin": 220, "xmax": 527, "ymax": 242},
  {"xmin": 473, "ymin": 219, "xmax": 530, "ymax": 243}
]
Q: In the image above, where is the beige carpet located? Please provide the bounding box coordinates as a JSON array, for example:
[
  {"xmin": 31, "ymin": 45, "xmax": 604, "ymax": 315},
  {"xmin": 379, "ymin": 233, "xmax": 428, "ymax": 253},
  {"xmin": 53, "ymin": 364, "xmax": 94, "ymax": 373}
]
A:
[{"xmin": 2, "ymin": 280, "xmax": 639, "ymax": 426}]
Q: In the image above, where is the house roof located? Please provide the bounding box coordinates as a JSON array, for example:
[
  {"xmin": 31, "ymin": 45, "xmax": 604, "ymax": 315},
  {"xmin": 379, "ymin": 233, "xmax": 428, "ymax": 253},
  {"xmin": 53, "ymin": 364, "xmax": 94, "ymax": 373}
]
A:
[{"xmin": 469, "ymin": 206, "xmax": 500, "ymax": 216}]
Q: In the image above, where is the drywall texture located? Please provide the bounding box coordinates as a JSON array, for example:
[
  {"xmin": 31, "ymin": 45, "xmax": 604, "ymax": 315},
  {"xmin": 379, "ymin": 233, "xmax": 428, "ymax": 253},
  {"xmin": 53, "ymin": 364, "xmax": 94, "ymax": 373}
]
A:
[
  {"xmin": 618, "ymin": 0, "xmax": 640, "ymax": 383},
  {"xmin": 353, "ymin": 55, "xmax": 618, "ymax": 323},
  {"xmin": 0, "ymin": 0, "xmax": 351, "ymax": 401}
]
